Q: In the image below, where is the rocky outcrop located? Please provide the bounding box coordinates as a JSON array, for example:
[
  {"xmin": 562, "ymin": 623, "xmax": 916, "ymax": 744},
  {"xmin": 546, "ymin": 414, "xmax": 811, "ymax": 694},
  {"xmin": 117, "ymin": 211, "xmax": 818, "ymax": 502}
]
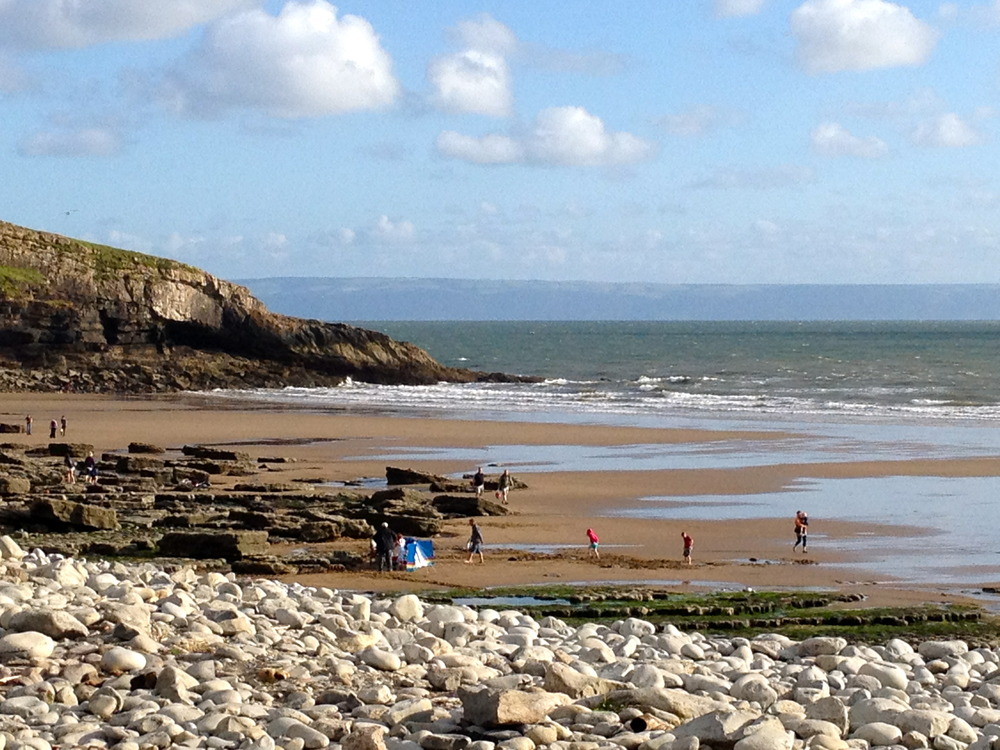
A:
[{"xmin": 0, "ymin": 220, "xmax": 524, "ymax": 392}]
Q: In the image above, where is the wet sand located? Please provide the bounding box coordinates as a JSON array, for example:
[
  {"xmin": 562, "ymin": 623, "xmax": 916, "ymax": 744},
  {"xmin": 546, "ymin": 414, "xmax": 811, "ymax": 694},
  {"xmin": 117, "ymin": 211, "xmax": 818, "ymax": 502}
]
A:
[{"xmin": 3, "ymin": 392, "xmax": 1000, "ymax": 609}]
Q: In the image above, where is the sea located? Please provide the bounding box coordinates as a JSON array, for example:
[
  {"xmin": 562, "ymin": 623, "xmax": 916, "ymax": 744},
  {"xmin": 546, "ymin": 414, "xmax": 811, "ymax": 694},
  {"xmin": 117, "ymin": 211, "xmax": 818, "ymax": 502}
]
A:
[{"xmin": 199, "ymin": 321, "xmax": 1000, "ymax": 591}]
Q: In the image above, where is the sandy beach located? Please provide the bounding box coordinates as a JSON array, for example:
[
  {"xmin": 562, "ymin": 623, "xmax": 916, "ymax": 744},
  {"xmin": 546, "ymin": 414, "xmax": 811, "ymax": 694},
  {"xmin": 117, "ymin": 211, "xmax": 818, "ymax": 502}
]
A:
[{"xmin": 3, "ymin": 392, "xmax": 999, "ymax": 610}]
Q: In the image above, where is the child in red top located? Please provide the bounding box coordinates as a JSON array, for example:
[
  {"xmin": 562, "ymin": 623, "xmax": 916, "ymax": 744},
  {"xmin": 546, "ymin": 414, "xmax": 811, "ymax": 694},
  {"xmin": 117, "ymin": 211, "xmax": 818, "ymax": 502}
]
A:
[
  {"xmin": 586, "ymin": 528, "xmax": 600, "ymax": 560},
  {"xmin": 681, "ymin": 531, "xmax": 693, "ymax": 565}
]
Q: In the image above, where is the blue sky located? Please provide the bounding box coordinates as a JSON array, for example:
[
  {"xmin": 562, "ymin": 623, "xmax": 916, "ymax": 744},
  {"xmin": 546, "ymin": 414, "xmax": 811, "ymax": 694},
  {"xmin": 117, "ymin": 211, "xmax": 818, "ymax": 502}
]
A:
[{"xmin": 3, "ymin": 0, "xmax": 1000, "ymax": 284}]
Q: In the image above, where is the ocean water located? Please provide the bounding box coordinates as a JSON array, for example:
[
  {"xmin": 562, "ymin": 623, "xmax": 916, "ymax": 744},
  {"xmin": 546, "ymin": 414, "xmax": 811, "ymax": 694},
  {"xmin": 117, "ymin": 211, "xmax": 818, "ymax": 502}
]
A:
[
  {"xmin": 198, "ymin": 321, "xmax": 1000, "ymax": 587},
  {"xmin": 207, "ymin": 320, "xmax": 1000, "ymax": 427}
]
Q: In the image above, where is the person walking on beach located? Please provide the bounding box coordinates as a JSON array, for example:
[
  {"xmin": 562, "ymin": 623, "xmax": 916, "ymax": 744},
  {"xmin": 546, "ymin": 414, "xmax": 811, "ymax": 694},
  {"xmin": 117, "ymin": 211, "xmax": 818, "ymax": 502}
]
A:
[
  {"xmin": 472, "ymin": 467, "xmax": 485, "ymax": 498},
  {"xmin": 681, "ymin": 531, "xmax": 693, "ymax": 566},
  {"xmin": 49, "ymin": 419, "xmax": 57, "ymax": 439},
  {"xmin": 793, "ymin": 510, "xmax": 809, "ymax": 553},
  {"xmin": 24, "ymin": 415, "xmax": 31, "ymax": 436},
  {"xmin": 497, "ymin": 469, "xmax": 512, "ymax": 505},
  {"xmin": 59, "ymin": 415, "xmax": 67, "ymax": 436},
  {"xmin": 586, "ymin": 527, "xmax": 600, "ymax": 560},
  {"xmin": 373, "ymin": 522, "xmax": 396, "ymax": 572},
  {"xmin": 465, "ymin": 518, "xmax": 484, "ymax": 564}
]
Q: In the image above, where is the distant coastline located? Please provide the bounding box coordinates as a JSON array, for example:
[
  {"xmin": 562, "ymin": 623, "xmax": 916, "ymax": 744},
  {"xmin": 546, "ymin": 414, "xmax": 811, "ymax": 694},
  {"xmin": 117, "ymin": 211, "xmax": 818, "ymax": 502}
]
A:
[{"xmin": 238, "ymin": 278, "xmax": 1000, "ymax": 322}]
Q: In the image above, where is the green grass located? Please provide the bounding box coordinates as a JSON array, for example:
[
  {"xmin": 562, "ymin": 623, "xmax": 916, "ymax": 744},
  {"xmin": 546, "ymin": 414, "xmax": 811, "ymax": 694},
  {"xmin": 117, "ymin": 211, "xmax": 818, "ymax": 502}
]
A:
[
  {"xmin": 74, "ymin": 240, "xmax": 193, "ymax": 279},
  {"xmin": 0, "ymin": 265, "xmax": 45, "ymax": 296}
]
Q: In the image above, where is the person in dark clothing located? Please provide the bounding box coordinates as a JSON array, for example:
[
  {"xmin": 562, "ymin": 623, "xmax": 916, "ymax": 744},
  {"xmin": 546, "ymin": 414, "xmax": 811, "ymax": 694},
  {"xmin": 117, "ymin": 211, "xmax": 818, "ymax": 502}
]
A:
[
  {"xmin": 465, "ymin": 518, "xmax": 484, "ymax": 564},
  {"xmin": 373, "ymin": 522, "xmax": 396, "ymax": 572}
]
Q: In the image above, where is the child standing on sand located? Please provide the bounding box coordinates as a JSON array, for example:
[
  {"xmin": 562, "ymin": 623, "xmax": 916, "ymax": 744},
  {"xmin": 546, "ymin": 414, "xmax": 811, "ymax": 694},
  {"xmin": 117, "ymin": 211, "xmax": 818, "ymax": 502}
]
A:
[
  {"xmin": 681, "ymin": 531, "xmax": 693, "ymax": 566},
  {"xmin": 586, "ymin": 528, "xmax": 600, "ymax": 559}
]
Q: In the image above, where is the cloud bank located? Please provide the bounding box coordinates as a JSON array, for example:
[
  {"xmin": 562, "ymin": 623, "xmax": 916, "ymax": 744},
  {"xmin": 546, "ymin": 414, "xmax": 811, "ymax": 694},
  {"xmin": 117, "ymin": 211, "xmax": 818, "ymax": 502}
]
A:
[
  {"xmin": 437, "ymin": 106, "xmax": 654, "ymax": 167},
  {"xmin": 0, "ymin": 0, "xmax": 256, "ymax": 49}
]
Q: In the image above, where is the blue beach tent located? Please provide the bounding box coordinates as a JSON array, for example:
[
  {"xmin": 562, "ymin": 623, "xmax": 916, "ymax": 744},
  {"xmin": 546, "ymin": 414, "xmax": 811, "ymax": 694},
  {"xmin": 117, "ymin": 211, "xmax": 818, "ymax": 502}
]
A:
[{"xmin": 403, "ymin": 539, "xmax": 434, "ymax": 571}]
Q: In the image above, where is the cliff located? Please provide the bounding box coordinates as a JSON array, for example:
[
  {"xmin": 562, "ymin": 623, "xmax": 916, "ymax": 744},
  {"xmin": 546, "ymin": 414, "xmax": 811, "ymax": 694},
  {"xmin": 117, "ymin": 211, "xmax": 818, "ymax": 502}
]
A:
[{"xmin": 0, "ymin": 221, "xmax": 505, "ymax": 392}]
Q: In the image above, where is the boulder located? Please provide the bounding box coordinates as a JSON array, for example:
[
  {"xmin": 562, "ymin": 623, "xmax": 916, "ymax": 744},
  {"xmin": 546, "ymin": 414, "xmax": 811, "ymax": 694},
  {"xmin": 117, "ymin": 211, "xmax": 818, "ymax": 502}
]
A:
[
  {"xmin": 116, "ymin": 455, "xmax": 164, "ymax": 473},
  {"xmin": 385, "ymin": 466, "xmax": 450, "ymax": 486},
  {"xmin": 458, "ymin": 686, "xmax": 571, "ymax": 727},
  {"xmin": 0, "ymin": 476, "xmax": 30, "ymax": 494},
  {"xmin": 31, "ymin": 498, "xmax": 119, "ymax": 530},
  {"xmin": 670, "ymin": 709, "xmax": 760, "ymax": 744},
  {"xmin": 543, "ymin": 662, "xmax": 626, "ymax": 699},
  {"xmin": 7, "ymin": 609, "xmax": 88, "ymax": 639},
  {"xmin": 431, "ymin": 494, "xmax": 513, "ymax": 517},
  {"xmin": 182, "ymin": 445, "xmax": 252, "ymax": 462},
  {"xmin": 128, "ymin": 442, "xmax": 165, "ymax": 454},
  {"xmin": 0, "ymin": 631, "xmax": 56, "ymax": 661},
  {"xmin": 157, "ymin": 530, "xmax": 268, "ymax": 560}
]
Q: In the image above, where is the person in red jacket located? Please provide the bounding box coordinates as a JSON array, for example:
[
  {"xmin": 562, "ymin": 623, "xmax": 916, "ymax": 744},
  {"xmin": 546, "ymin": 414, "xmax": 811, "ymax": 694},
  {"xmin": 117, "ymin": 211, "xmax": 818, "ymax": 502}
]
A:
[
  {"xmin": 586, "ymin": 528, "xmax": 600, "ymax": 560},
  {"xmin": 681, "ymin": 531, "xmax": 693, "ymax": 566}
]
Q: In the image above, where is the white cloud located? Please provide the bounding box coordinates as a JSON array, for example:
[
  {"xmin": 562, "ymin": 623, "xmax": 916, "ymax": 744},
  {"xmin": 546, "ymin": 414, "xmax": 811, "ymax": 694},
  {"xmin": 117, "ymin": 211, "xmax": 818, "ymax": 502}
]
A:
[
  {"xmin": 790, "ymin": 0, "xmax": 939, "ymax": 73},
  {"xmin": 714, "ymin": 0, "xmax": 768, "ymax": 18},
  {"xmin": 525, "ymin": 107, "xmax": 654, "ymax": 166},
  {"xmin": 0, "ymin": 0, "xmax": 255, "ymax": 49},
  {"xmin": 811, "ymin": 121, "xmax": 889, "ymax": 157},
  {"xmin": 18, "ymin": 127, "xmax": 122, "ymax": 157},
  {"xmin": 428, "ymin": 49, "xmax": 512, "ymax": 117},
  {"xmin": 429, "ymin": 14, "xmax": 514, "ymax": 117},
  {"xmin": 369, "ymin": 215, "xmax": 415, "ymax": 243},
  {"xmin": 338, "ymin": 228, "xmax": 356, "ymax": 245},
  {"xmin": 436, "ymin": 106, "xmax": 654, "ymax": 168},
  {"xmin": 163, "ymin": 0, "xmax": 399, "ymax": 118},
  {"xmin": 451, "ymin": 13, "xmax": 517, "ymax": 54},
  {"xmin": 436, "ymin": 131, "xmax": 523, "ymax": 164},
  {"xmin": 911, "ymin": 113, "xmax": 982, "ymax": 147}
]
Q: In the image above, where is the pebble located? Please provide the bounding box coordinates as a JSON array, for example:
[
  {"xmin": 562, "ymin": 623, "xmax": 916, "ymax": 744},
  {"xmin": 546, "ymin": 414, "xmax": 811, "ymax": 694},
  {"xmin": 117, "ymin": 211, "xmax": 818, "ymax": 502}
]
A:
[{"xmin": 0, "ymin": 536, "xmax": 995, "ymax": 750}]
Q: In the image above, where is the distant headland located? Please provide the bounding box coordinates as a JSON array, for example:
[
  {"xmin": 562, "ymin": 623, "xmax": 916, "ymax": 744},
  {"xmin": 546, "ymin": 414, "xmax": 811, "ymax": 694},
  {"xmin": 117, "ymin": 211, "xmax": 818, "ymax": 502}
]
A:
[{"xmin": 0, "ymin": 221, "xmax": 521, "ymax": 393}]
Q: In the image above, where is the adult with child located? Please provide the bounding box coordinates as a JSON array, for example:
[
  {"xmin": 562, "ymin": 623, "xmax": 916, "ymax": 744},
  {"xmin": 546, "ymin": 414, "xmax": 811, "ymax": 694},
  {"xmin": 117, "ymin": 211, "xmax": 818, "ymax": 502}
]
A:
[
  {"xmin": 83, "ymin": 451, "xmax": 98, "ymax": 485},
  {"xmin": 793, "ymin": 510, "xmax": 809, "ymax": 553}
]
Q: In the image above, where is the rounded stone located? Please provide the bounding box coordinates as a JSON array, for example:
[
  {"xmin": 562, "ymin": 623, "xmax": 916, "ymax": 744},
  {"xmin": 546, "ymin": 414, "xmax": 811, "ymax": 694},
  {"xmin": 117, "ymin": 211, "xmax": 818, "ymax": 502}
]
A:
[
  {"xmin": 100, "ymin": 646, "xmax": 147, "ymax": 673},
  {"xmin": 0, "ymin": 631, "xmax": 55, "ymax": 661}
]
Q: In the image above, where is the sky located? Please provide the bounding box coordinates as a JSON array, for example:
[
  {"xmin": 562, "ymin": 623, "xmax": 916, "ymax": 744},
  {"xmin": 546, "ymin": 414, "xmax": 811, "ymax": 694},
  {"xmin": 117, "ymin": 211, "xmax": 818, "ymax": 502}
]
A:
[{"xmin": 3, "ymin": 0, "xmax": 1000, "ymax": 285}]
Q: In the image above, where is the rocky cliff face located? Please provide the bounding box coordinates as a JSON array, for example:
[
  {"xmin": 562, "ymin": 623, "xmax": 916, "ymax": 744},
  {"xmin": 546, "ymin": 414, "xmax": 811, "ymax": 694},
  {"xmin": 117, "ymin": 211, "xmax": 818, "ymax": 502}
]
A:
[{"xmin": 0, "ymin": 221, "xmax": 501, "ymax": 392}]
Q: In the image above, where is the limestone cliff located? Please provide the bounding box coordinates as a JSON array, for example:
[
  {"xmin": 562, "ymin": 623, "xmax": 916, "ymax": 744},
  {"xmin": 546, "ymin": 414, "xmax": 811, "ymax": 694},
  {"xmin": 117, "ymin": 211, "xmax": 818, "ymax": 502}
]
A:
[{"xmin": 0, "ymin": 221, "xmax": 506, "ymax": 392}]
